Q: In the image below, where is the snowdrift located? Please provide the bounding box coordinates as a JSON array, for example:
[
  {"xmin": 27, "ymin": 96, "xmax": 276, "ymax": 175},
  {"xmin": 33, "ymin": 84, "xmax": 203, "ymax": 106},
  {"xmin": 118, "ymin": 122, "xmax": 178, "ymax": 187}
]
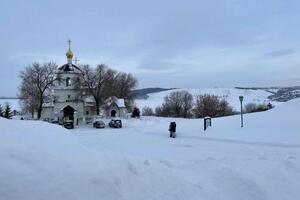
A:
[{"xmin": 0, "ymin": 99, "xmax": 300, "ymax": 200}]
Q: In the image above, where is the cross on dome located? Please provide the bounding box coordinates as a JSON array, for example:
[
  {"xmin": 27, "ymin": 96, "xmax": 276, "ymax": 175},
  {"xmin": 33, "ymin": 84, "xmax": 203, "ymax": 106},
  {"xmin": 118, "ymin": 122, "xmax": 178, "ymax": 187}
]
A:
[
  {"xmin": 68, "ymin": 39, "xmax": 71, "ymax": 49},
  {"xmin": 66, "ymin": 39, "xmax": 74, "ymax": 63}
]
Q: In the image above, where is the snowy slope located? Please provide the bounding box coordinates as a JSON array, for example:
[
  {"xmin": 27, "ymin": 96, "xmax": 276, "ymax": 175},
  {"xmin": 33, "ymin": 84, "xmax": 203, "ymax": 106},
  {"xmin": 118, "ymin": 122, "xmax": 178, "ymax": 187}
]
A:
[
  {"xmin": 135, "ymin": 87, "xmax": 278, "ymax": 111},
  {"xmin": 0, "ymin": 99, "xmax": 300, "ymax": 200}
]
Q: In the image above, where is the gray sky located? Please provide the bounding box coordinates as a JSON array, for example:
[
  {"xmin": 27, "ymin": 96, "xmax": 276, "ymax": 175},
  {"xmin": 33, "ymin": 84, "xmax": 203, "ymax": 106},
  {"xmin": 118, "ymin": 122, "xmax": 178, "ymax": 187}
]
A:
[{"xmin": 1, "ymin": 0, "xmax": 300, "ymax": 96}]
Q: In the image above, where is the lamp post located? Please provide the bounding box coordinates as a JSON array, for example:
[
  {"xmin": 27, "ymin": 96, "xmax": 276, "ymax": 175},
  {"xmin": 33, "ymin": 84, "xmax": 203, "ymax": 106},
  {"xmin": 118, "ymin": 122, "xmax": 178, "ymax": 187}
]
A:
[
  {"xmin": 74, "ymin": 111, "xmax": 78, "ymax": 126},
  {"xmin": 239, "ymin": 96, "xmax": 244, "ymax": 127},
  {"xmin": 54, "ymin": 111, "xmax": 58, "ymax": 123}
]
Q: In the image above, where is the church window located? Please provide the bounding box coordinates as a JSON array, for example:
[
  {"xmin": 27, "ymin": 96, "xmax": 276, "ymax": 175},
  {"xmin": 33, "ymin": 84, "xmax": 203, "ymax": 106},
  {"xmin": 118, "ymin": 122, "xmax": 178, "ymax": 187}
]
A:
[
  {"xmin": 86, "ymin": 111, "xmax": 89, "ymax": 115},
  {"xmin": 66, "ymin": 77, "xmax": 71, "ymax": 86},
  {"xmin": 68, "ymin": 94, "xmax": 71, "ymax": 99}
]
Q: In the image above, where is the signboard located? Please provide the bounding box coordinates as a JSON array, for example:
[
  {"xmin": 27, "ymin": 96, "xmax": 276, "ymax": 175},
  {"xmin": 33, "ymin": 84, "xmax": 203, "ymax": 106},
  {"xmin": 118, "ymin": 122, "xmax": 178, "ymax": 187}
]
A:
[{"xmin": 204, "ymin": 117, "xmax": 212, "ymax": 131}]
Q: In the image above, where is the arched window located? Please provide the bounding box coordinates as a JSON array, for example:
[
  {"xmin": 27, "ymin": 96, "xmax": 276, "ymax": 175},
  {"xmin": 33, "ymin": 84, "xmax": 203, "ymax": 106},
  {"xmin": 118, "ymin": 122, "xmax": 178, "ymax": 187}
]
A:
[{"xmin": 66, "ymin": 77, "xmax": 71, "ymax": 86}]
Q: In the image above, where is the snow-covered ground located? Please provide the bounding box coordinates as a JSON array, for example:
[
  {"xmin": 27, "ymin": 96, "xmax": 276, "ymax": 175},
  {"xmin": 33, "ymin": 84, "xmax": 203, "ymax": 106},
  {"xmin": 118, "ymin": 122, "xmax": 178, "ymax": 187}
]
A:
[
  {"xmin": 0, "ymin": 98, "xmax": 300, "ymax": 200},
  {"xmin": 135, "ymin": 88, "xmax": 279, "ymax": 111}
]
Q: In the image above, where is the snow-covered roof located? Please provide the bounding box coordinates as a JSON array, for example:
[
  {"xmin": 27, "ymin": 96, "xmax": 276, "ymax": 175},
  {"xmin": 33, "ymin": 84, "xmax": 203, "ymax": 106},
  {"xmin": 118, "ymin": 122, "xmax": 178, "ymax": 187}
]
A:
[
  {"xmin": 42, "ymin": 102, "xmax": 54, "ymax": 107},
  {"xmin": 58, "ymin": 63, "xmax": 81, "ymax": 73},
  {"xmin": 106, "ymin": 96, "xmax": 126, "ymax": 108},
  {"xmin": 115, "ymin": 99, "xmax": 126, "ymax": 108},
  {"xmin": 84, "ymin": 96, "xmax": 95, "ymax": 103}
]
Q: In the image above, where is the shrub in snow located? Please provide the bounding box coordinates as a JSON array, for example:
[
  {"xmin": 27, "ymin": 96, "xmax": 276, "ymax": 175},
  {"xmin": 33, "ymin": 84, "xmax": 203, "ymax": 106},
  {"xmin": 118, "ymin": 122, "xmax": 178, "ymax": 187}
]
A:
[{"xmin": 131, "ymin": 107, "xmax": 141, "ymax": 118}]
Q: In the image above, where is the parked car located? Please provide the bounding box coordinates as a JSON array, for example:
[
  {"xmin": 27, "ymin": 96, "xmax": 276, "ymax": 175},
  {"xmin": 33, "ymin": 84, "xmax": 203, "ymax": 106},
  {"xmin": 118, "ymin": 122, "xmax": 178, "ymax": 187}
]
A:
[
  {"xmin": 109, "ymin": 119, "xmax": 122, "ymax": 128},
  {"xmin": 63, "ymin": 119, "xmax": 74, "ymax": 129},
  {"xmin": 93, "ymin": 120, "xmax": 105, "ymax": 128},
  {"xmin": 51, "ymin": 119, "xmax": 59, "ymax": 124}
]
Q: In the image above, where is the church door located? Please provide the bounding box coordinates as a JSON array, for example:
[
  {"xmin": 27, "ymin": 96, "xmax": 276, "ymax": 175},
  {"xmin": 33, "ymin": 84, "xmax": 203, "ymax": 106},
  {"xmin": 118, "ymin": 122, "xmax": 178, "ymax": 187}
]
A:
[
  {"xmin": 111, "ymin": 110, "xmax": 116, "ymax": 117},
  {"xmin": 63, "ymin": 105, "xmax": 75, "ymax": 120}
]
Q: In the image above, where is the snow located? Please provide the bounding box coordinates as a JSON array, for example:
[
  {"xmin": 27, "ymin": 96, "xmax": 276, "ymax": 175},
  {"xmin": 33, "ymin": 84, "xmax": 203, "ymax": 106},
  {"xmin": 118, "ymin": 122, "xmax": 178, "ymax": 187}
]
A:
[
  {"xmin": 0, "ymin": 98, "xmax": 300, "ymax": 200},
  {"xmin": 116, "ymin": 98, "xmax": 126, "ymax": 107},
  {"xmin": 84, "ymin": 95, "xmax": 95, "ymax": 103},
  {"xmin": 135, "ymin": 88, "xmax": 279, "ymax": 111}
]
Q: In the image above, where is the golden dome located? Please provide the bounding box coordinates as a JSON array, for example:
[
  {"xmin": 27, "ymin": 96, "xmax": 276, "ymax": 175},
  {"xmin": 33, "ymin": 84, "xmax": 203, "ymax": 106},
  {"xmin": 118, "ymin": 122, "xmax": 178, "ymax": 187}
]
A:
[{"xmin": 66, "ymin": 48, "xmax": 73, "ymax": 59}]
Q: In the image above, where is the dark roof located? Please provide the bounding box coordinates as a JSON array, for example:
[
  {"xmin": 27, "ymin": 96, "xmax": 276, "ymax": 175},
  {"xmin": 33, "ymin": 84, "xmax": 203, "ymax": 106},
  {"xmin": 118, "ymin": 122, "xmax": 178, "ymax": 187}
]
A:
[{"xmin": 58, "ymin": 63, "xmax": 81, "ymax": 72}]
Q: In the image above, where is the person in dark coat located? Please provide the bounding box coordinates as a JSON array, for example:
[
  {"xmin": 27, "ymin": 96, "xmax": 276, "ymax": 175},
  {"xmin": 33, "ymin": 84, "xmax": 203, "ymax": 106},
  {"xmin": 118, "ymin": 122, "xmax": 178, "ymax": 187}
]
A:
[{"xmin": 169, "ymin": 122, "xmax": 176, "ymax": 138}]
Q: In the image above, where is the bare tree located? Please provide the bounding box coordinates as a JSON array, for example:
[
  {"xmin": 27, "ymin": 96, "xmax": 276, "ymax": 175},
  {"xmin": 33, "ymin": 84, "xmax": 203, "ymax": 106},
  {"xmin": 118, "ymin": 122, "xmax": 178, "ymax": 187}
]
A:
[
  {"xmin": 164, "ymin": 91, "xmax": 183, "ymax": 117},
  {"xmin": 114, "ymin": 72, "xmax": 137, "ymax": 100},
  {"xmin": 76, "ymin": 64, "xmax": 116, "ymax": 115},
  {"xmin": 19, "ymin": 62, "xmax": 60, "ymax": 119},
  {"xmin": 76, "ymin": 64, "xmax": 138, "ymax": 115},
  {"xmin": 155, "ymin": 104, "xmax": 170, "ymax": 117},
  {"xmin": 142, "ymin": 106, "xmax": 154, "ymax": 116},
  {"xmin": 181, "ymin": 91, "xmax": 193, "ymax": 118},
  {"xmin": 193, "ymin": 94, "xmax": 236, "ymax": 118},
  {"xmin": 20, "ymin": 95, "xmax": 39, "ymax": 118},
  {"xmin": 155, "ymin": 90, "xmax": 193, "ymax": 118}
]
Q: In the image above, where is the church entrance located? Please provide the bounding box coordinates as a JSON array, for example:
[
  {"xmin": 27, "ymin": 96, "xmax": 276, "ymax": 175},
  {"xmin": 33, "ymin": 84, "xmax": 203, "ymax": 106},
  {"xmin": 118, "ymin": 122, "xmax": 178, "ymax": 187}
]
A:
[
  {"xmin": 111, "ymin": 110, "xmax": 116, "ymax": 117},
  {"xmin": 63, "ymin": 105, "xmax": 75, "ymax": 120}
]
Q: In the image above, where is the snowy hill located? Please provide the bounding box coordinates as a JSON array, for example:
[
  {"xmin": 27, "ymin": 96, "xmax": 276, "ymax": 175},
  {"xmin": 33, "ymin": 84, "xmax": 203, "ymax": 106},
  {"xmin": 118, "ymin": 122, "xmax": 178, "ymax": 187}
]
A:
[
  {"xmin": 133, "ymin": 87, "xmax": 176, "ymax": 99},
  {"xmin": 135, "ymin": 87, "xmax": 278, "ymax": 111},
  {"xmin": 0, "ymin": 99, "xmax": 300, "ymax": 200}
]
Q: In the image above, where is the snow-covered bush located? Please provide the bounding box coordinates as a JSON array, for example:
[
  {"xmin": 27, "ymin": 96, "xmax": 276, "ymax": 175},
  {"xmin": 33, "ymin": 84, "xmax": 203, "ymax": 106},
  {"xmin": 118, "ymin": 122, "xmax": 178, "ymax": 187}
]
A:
[{"xmin": 131, "ymin": 107, "xmax": 141, "ymax": 118}]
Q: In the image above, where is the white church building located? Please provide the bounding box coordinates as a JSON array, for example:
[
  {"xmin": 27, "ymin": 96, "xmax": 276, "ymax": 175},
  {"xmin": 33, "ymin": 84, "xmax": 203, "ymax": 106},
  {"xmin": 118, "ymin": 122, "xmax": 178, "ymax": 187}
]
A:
[{"xmin": 41, "ymin": 41, "xmax": 129, "ymax": 125}]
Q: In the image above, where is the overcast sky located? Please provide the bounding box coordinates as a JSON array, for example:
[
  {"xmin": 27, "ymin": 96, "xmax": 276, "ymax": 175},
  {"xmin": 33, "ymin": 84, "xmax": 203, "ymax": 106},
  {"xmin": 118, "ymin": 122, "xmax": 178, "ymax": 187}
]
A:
[{"xmin": 1, "ymin": 0, "xmax": 300, "ymax": 96}]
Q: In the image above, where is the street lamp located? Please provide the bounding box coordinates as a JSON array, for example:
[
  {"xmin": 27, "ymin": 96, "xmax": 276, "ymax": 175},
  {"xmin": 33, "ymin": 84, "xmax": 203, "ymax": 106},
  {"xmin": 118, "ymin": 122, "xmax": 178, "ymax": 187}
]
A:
[
  {"xmin": 74, "ymin": 111, "xmax": 78, "ymax": 125},
  {"xmin": 239, "ymin": 96, "xmax": 244, "ymax": 127}
]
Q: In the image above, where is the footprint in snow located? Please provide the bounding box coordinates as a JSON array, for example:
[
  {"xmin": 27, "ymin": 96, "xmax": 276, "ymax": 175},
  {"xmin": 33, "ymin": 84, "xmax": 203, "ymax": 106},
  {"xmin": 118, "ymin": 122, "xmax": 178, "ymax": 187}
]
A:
[
  {"xmin": 127, "ymin": 162, "xmax": 138, "ymax": 175},
  {"xmin": 144, "ymin": 160, "xmax": 150, "ymax": 166},
  {"xmin": 159, "ymin": 160, "xmax": 172, "ymax": 167},
  {"xmin": 287, "ymin": 155, "xmax": 295, "ymax": 160}
]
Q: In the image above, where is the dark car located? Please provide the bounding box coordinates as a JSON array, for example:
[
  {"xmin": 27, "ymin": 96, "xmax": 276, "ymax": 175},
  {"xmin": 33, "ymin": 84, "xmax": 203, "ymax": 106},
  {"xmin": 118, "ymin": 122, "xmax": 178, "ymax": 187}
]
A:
[
  {"xmin": 63, "ymin": 119, "xmax": 74, "ymax": 129},
  {"xmin": 109, "ymin": 119, "xmax": 122, "ymax": 128},
  {"xmin": 93, "ymin": 120, "xmax": 105, "ymax": 128}
]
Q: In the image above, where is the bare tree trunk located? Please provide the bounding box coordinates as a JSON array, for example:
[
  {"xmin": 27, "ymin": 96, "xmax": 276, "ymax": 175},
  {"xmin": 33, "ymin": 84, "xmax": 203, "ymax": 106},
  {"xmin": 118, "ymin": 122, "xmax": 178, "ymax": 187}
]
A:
[
  {"xmin": 96, "ymin": 101, "xmax": 100, "ymax": 115},
  {"xmin": 37, "ymin": 97, "xmax": 43, "ymax": 119},
  {"xmin": 31, "ymin": 108, "xmax": 34, "ymax": 118}
]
